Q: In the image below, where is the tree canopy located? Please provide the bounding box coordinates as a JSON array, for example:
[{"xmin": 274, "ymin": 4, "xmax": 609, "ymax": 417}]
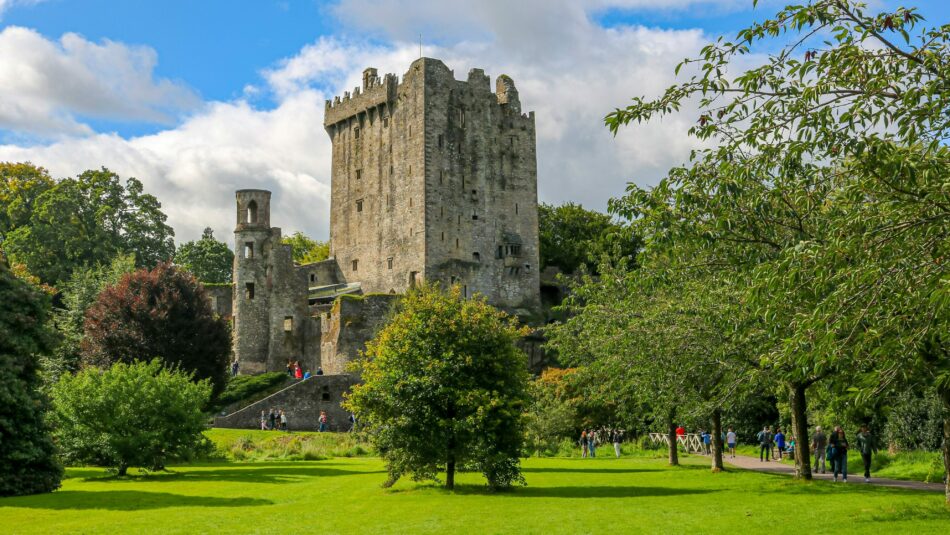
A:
[
  {"xmin": 345, "ymin": 284, "xmax": 530, "ymax": 490},
  {"xmin": 281, "ymin": 231, "xmax": 329, "ymax": 265},
  {"xmin": 538, "ymin": 202, "xmax": 639, "ymax": 274},
  {"xmin": 175, "ymin": 227, "xmax": 234, "ymax": 284}
]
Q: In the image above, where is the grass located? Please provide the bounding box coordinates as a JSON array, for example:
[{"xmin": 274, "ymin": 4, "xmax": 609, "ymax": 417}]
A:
[
  {"xmin": 3, "ymin": 451, "xmax": 947, "ymax": 534},
  {"xmin": 206, "ymin": 372, "xmax": 290, "ymax": 414},
  {"xmin": 206, "ymin": 428, "xmax": 373, "ymax": 461}
]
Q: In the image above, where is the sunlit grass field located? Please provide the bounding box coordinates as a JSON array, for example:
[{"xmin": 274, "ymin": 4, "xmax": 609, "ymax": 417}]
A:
[{"xmin": 3, "ymin": 450, "xmax": 947, "ymax": 534}]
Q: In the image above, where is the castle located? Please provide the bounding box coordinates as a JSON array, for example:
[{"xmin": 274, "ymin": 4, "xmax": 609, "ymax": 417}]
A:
[{"xmin": 214, "ymin": 58, "xmax": 542, "ymax": 429}]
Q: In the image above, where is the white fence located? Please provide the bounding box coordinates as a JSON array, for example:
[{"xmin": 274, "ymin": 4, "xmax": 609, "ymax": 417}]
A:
[{"xmin": 648, "ymin": 432, "xmax": 705, "ymax": 454}]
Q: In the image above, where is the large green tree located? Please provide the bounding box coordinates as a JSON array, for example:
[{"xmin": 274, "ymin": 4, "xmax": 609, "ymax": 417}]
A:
[
  {"xmin": 82, "ymin": 262, "xmax": 231, "ymax": 396},
  {"xmin": 3, "ymin": 167, "xmax": 174, "ymax": 285},
  {"xmin": 0, "ymin": 162, "xmax": 55, "ymax": 243},
  {"xmin": 0, "ymin": 260, "xmax": 62, "ymax": 496},
  {"xmin": 605, "ymin": 0, "xmax": 950, "ymax": 492},
  {"xmin": 175, "ymin": 227, "xmax": 234, "ymax": 283},
  {"xmin": 538, "ymin": 202, "xmax": 639, "ymax": 274},
  {"xmin": 345, "ymin": 284, "xmax": 530, "ymax": 490}
]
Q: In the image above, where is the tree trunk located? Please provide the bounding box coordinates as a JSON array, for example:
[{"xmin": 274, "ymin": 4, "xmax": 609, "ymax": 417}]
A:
[
  {"xmin": 711, "ymin": 408, "xmax": 723, "ymax": 472},
  {"xmin": 666, "ymin": 412, "xmax": 679, "ymax": 466},
  {"xmin": 788, "ymin": 382, "xmax": 812, "ymax": 480},
  {"xmin": 940, "ymin": 387, "xmax": 950, "ymax": 506},
  {"xmin": 117, "ymin": 464, "xmax": 128, "ymax": 477},
  {"xmin": 446, "ymin": 458, "xmax": 456, "ymax": 490}
]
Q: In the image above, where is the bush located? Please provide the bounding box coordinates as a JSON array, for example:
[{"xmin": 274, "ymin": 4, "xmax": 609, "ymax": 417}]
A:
[
  {"xmin": 208, "ymin": 372, "xmax": 289, "ymax": 413},
  {"xmin": 50, "ymin": 360, "xmax": 211, "ymax": 475},
  {"xmin": 0, "ymin": 261, "xmax": 62, "ymax": 496}
]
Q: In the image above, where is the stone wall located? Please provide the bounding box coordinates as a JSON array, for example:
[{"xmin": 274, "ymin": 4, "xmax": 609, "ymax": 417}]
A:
[
  {"xmin": 320, "ymin": 294, "xmax": 398, "ymax": 375},
  {"xmin": 205, "ymin": 284, "xmax": 233, "ymax": 318},
  {"xmin": 213, "ymin": 374, "xmax": 359, "ymax": 432}
]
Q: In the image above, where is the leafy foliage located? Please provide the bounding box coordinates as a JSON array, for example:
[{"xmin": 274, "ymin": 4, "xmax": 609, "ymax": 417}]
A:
[
  {"xmin": 82, "ymin": 262, "xmax": 231, "ymax": 396},
  {"xmin": 345, "ymin": 284, "xmax": 530, "ymax": 489},
  {"xmin": 0, "ymin": 162, "xmax": 54, "ymax": 243},
  {"xmin": 3, "ymin": 167, "xmax": 174, "ymax": 285},
  {"xmin": 525, "ymin": 368, "xmax": 579, "ymax": 456},
  {"xmin": 208, "ymin": 372, "xmax": 289, "ymax": 413},
  {"xmin": 281, "ymin": 231, "xmax": 329, "ymax": 265},
  {"xmin": 0, "ymin": 260, "xmax": 63, "ymax": 496},
  {"xmin": 50, "ymin": 359, "xmax": 211, "ymax": 475},
  {"xmin": 538, "ymin": 202, "xmax": 639, "ymax": 274},
  {"xmin": 175, "ymin": 227, "xmax": 234, "ymax": 284}
]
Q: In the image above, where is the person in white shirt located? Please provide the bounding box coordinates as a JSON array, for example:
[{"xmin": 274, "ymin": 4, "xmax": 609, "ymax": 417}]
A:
[{"xmin": 726, "ymin": 427, "xmax": 738, "ymax": 459}]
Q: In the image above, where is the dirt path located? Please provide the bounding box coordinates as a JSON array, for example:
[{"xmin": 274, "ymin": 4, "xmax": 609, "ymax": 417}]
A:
[{"xmin": 724, "ymin": 454, "xmax": 944, "ymax": 492}]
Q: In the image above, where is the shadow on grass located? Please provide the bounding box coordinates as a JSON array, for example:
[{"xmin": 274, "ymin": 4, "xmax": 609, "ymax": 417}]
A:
[
  {"xmin": 4, "ymin": 490, "xmax": 271, "ymax": 510},
  {"xmin": 72, "ymin": 462, "xmax": 384, "ymax": 485},
  {"xmin": 521, "ymin": 467, "xmax": 656, "ymax": 474},
  {"xmin": 399, "ymin": 484, "xmax": 716, "ymax": 499}
]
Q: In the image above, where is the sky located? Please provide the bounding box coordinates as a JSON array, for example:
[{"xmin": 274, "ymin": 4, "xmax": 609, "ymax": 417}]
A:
[{"xmin": 0, "ymin": 0, "xmax": 947, "ymax": 245}]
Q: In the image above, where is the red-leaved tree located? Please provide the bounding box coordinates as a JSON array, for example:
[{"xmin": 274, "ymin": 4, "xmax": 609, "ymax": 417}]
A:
[{"xmin": 83, "ymin": 262, "xmax": 230, "ymax": 396}]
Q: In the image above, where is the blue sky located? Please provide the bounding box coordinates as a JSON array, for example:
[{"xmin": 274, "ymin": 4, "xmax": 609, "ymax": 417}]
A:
[{"xmin": 1, "ymin": 0, "xmax": 947, "ymax": 242}]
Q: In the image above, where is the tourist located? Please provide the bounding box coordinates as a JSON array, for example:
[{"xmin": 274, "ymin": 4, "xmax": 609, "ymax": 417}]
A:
[
  {"xmin": 294, "ymin": 361, "xmax": 302, "ymax": 380},
  {"xmin": 612, "ymin": 429, "xmax": 622, "ymax": 458},
  {"xmin": 811, "ymin": 425, "xmax": 827, "ymax": 474},
  {"xmin": 774, "ymin": 427, "xmax": 786, "ymax": 460},
  {"xmin": 280, "ymin": 409, "xmax": 288, "ymax": 432},
  {"xmin": 286, "ymin": 359, "xmax": 294, "ymax": 377},
  {"xmin": 268, "ymin": 408, "xmax": 277, "ymax": 431},
  {"xmin": 856, "ymin": 424, "xmax": 878, "ymax": 483},
  {"xmin": 726, "ymin": 427, "xmax": 737, "ymax": 458},
  {"xmin": 756, "ymin": 426, "xmax": 772, "ymax": 462},
  {"xmin": 829, "ymin": 426, "xmax": 849, "ymax": 483},
  {"xmin": 588, "ymin": 429, "xmax": 597, "ymax": 458},
  {"xmin": 319, "ymin": 411, "xmax": 328, "ymax": 432},
  {"xmin": 316, "ymin": 367, "xmax": 324, "ymax": 376},
  {"xmin": 231, "ymin": 358, "xmax": 240, "ymax": 377},
  {"xmin": 260, "ymin": 409, "xmax": 267, "ymax": 431},
  {"xmin": 303, "ymin": 370, "xmax": 311, "ymax": 380},
  {"xmin": 701, "ymin": 430, "xmax": 711, "ymax": 455},
  {"xmin": 580, "ymin": 430, "xmax": 588, "ymax": 458},
  {"xmin": 348, "ymin": 413, "xmax": 357, "ymax": 432}
]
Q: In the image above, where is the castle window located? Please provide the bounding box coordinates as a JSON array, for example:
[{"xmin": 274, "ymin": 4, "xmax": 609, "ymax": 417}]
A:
[
  {"xmin": 383, "ymin": 117, "xmax": 389, "ymax": 128},
  {"xmin": 510, "ymin": 245, "xmax": 522, "ymax": 257},
  {"xmin": 458, "ymin": 215, "xmax": 461, "ymax": 225},
  {"xmin": 352, "ymin": 259, "xmax": 358, "ymax": 271},
  {"xmin": 459, "ymin": 108, "xmax": 465, "ymax": 126},
  {"xmin": 244, "ymin": 242, "xmax": 254, "ymax": 259},
  {"xmin": 440, "ymin": 206, "xmax": 443, "ymax": 217},
  {"xmin": 473, "ymin": 252, "xmax": 480, "ymax": 262},
  {"xmin": 408, "ymin": 125, "xmax": 412, "ymax": 137},
  {"xmin": 245, "ymin": 283, "xmax": 255, "ymax": 300},
  {"xmin": 356, "ymin": 199, "xmax": 363, "ymax": 212},
  {"xmin": 510, "ymin": 136, "xmax": 515, "ymax": 147},
  {"xmin": 356, "ymin": 169, "xmax": 362, "ymax": 180},
  {"xmin": 310, "ymin": 273, "xmax": 316, "ymax": 283},
  {"xmin": 322, "ymin": 392, "xmax": 331, "ymax": 401},
  {"xmin": 246, "ymin": 200, "xmax": 258, "ymax": 224},
  {"xmin": 497, "ymin": 245, "xmax": 504, "ymax": 259},
  {"xmin": 387, "ymin": 257, "xmax": 393, "ymax": 270},
  {"xmin": 456, "ymin": 238, "xmax": 459, "ymax": 249},
  {"xmin": 515, "ymin": 203, "xmax": 519, "ymax": 215},
  {"xmin": 472, "ymin": 213, "xmax": 478, "ymax": 220},
  {"xmin": 438, "ymin": 134, "xmax": 444, "ymax": 148},
  {"xmin": 284, "ymin": 316, "xmax": 294, "ymax": 332},
  {"xmin": 409, "ymin": 198, "xmax": 412, "ymax": 208},
  {"xmin": 439, "ymin": 170, "xmax": 444, "ymax": 184},
  {"xmin": 354, "ymin": 127, "xmax": 360, "ymax": 139},
  {"xmin": 390, "ymin": 165, "xmax": 394, "ymax": 176},
  {"xmin": 441, "ymin": 231, "xmax": 444, "ymax": 241},
  {"xmin": 524, "ymin": 264, "xmax": 531, "ymax": 271}
]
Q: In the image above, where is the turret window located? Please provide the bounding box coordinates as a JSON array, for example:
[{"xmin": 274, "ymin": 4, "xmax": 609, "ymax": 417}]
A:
[
  {"xmin": 284, "ymin": 316, "xmax": 294, "ymax": 332},
  {"xmin": 246, "ymin": 200, "xmax": 258, "ymax": 224},
  {"xmin": 244, "ymin": 242, "xmax": 254, "ymax": 259},
  {"xmin": 245, "ymin": 283, "xmax": 255, "ymax": 300},
  {"xmin": 352, "ymin": 259, "xmax": 359, "ymax": 271},
  {"xmin": 356, "ymin": 199, "xmax": 364, "ymax": 212}
]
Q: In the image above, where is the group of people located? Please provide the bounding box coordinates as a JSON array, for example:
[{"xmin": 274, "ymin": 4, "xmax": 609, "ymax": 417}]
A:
[
  {"xmin": 579, "ymin": 428, "xmax": 625, "ymax": 458},
  {"xmin": 286, "ymin": 359, "xmax": 323, "ymax": 380},
  {"xmin": 808, "ymin": 424, "xmax": 878, "ymax": 483},
  {"xmin": 755, "ymin": 426, "xmax": 795, "ymax": 461},
  {"xmin": 260, "ymin": 408, "xmax": 289, "ymax": 431}
]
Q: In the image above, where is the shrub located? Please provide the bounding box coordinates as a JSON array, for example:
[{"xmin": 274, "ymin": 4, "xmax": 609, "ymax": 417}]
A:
[
  {"xmin": 50, "ymin": 359, "xmax": 211, "ymax": 475},
  {"xmin": 208, "ymin": 372, "xmax": 289, "ymax": 413}
]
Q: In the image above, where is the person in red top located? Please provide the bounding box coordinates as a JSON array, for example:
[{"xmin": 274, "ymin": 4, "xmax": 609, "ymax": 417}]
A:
[
  {"xmin": 293, "ymin": 361, "xmax": 302, "ymax": 380},
  {"xmin": 675, "ymin": 425, "xmax": 686, "ymax": 438}
]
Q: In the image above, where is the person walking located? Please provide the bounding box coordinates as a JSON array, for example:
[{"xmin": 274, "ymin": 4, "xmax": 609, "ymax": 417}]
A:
[
  {"xmin": 319, "ymin": 411, "xmax": 328, "ymax": 432},
  {"xmin": 268, "ymin": 408, "xmax": 277, "ymax": 431},
  {"xmin": 293, "ymin": 361, "xmax": 302, "ymax": 380},
  {"xmin": 580, "ymin": 430, "xmax": 588, "ymax": 458},
  {"xmin": 588, "ymin": 429, "xmax": 598, "ymax": 458},
  {"xmin": 811, "ymin": 426, "xmax": 827, "ymax": 474},
  {"xmin": 830, "ymin": 426, "xmax": 849, "ymax": 483},
  {"xmin": 856, "ymin": 424, "xmax": 878, "ymax": 483},
  {"xmin": 726, "ymin": 427, "xmax": 737, "ymax": 459},
  {"xmin": 286, "ymin": 360, "xmax": 294, "ymax": 377},
  {"xmin": 757, "ymin": 426, "xmax": 772, "ymax": 462},
  {"xmin": 279, "ymin": 409, "xmax": 288, "ymax": 432},
  {"xmin": 774, "ymin": 428, "xmax": 786, "ymax": 460},
  {"xmin": 612, "ymin": 429, "xmax": 622, "ymax": 458},
  {"xmin": 231, "ymin": 358, "xmax": 240, "ymax": 377},
  {"xmin": 701, "ymin": 430, "xmax": 712, "ymax": 455},
  {"xmin": 260, "ymin": 409, "xmax": 267, "ymax": 431},
  {"xmin": 348, "ymin": 413, "xmax": 357, "ymax": 432}
]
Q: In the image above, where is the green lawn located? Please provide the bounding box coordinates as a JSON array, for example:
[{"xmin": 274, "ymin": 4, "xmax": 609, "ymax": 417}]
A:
[{"xmin": 3, "ymin": 453, "xmax": 948, "ymax": 534}]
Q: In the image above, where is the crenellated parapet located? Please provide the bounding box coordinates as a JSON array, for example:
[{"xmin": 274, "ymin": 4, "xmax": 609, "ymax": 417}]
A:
[{"xmin": 324, "ymin": 67, "xmax": 400, "ymax": 128}]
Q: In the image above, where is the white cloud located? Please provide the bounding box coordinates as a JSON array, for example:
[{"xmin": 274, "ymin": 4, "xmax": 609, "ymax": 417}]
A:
[
  {"xmin": 0, "ymin": 26, "xmax": 200, "ymax": 137},
  {"xmin": 0, "ymin": 1, "xmax": 735, "ymax": 244},
  {"xmin": 0, "ymin": 0, "xmax": 45, "ymax": 19}
]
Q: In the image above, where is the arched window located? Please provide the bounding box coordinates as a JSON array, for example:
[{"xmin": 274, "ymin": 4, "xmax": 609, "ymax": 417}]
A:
[{"xmin": 246, "ymin": 200, "xmax": 258, "ymax": 224}]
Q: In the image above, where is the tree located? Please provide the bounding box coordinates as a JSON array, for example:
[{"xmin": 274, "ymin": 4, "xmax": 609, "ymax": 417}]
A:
[
  {"xmin": 0, "ymin": 260, "xmax": 62, "ymax": 496},
  {"xmin": 604, "ymin": 1, "xmax": 950, "ymax": 491},
  {"xmin": 45, "ymin": 254, "xmax": 136, "ymax": 387},
  {"xmin": 281, "ymin": 231, "xmax": 329, "ymax": 265},
  {"xmin": 525, "ymin": 368, "xmax": 579, "ymax": 456},
  {"xmin": 50, "ymin": 359, "xmax": 211, "ymax": 475},
  {"xmin": 175, "ymin": 227, "xmax": 234, "ymax": 283},
  {"xmin": 538, "ymin": 202, "xmax": 639, "ymax": 274},
  {"xmin": 0, "ymin": 162, "xmax": 55, "ymax": 243},
  {"xmin": 82, "ymin": 262, "xmax": 231, "ymax": 396},
  {"xmin": 3, "ymin": 167, "xmax": 174, "ymax": 285},
  {"xmin": 345, "ymin": 284, "xmax": 530, "ymax": 490}
]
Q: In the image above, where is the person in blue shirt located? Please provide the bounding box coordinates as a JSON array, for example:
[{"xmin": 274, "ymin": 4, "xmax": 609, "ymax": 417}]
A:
[
  {"xmin": 701, "ymin": 431, "xmax": 712, "ymax": 455},
  {"xmin": 774, "ymin": 428, "xmax": 786, "ymax": 460}
]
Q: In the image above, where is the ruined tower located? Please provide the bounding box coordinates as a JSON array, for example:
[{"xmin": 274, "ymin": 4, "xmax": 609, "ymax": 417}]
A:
[
  {"xmin": 323, "ymin": 58, "xmax": 541, "ymax": 311},
  {"xmin": 232, "ymin": 190, "xmax": 314, "ymax": 374}
]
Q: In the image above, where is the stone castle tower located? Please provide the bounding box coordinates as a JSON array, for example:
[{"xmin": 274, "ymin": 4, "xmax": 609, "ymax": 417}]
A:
[{"xmin": 323, "ymin": 57, "xmax": 541, "ymax": 311}]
